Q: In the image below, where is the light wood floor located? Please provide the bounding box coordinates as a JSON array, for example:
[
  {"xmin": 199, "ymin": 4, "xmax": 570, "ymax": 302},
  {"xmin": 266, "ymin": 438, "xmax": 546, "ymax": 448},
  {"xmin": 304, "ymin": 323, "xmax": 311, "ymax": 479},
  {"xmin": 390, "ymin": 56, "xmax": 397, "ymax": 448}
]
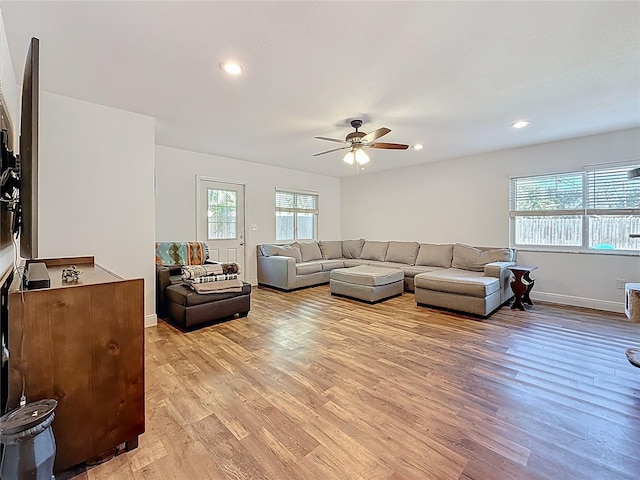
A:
[{"xmin": 65, "ymin": 285, "xmax": 640, "ymax": 480}]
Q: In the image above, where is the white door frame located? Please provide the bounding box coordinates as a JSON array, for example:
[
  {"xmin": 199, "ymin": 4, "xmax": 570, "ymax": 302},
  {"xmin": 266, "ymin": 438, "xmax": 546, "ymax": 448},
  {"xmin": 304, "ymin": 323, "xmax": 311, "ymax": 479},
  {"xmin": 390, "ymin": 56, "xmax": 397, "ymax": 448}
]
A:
[{"xmin": 195, "ymin": 175, "xmax": 248, "ymax": 274}]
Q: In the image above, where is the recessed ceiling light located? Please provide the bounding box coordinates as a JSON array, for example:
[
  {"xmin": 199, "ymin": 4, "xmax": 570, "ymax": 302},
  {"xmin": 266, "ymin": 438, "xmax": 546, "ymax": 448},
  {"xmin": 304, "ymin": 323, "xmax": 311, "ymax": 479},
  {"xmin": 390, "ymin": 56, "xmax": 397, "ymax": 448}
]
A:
[
  {"xmin": 413, "ymin": 144, "xmax": 424, "ymax": 150},
  {"xmin": 220, "ymin": 62, "xmax": 243, "ymax": 75},
  {"xmin": 512, "ymin": 120, "xmax": 530, "ymax": 129}
]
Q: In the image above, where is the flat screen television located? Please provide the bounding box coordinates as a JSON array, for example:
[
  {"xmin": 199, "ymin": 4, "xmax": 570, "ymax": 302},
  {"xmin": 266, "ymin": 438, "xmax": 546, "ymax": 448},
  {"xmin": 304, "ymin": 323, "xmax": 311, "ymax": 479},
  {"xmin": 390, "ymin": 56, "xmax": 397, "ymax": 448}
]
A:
[{"xmin": 18, "ymin": 37, "xmax": 39, "ymax": 259}]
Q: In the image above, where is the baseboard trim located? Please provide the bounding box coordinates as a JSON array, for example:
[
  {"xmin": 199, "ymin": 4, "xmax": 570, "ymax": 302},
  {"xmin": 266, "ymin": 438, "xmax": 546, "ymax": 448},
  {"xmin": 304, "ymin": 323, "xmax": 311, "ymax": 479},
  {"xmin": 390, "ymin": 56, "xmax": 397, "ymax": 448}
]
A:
[
  {"xmin": 531, "ymin": 291, "xmax": 624, "ymax": 313},
  {"xmin": 145, "ymin": 314, "xmax": 158, "ymax": 327}
]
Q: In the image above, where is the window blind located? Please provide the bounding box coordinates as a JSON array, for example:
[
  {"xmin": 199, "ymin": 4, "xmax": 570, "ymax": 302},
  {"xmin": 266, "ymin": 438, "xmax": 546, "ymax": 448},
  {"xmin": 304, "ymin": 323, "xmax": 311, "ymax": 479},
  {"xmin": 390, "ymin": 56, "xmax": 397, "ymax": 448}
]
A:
[
  {"xmin": 276, "ymin": 190, "xmax": 318, "ymax": 213},
  {"xmin": 510, "ymin": 172, "xmax": 583, "ymax": 215},
  {"xmin": 586, "ymin": 165, "xmax": 640, "ymax": 215}
]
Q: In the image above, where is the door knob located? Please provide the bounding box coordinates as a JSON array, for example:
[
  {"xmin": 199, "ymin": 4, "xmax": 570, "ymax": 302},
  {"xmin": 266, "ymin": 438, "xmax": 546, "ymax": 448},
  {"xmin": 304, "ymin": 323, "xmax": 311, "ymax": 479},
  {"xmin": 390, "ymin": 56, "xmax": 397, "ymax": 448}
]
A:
[{"xmin": 240, "ymin": 243, "xmax": 245, "ymax": 246}]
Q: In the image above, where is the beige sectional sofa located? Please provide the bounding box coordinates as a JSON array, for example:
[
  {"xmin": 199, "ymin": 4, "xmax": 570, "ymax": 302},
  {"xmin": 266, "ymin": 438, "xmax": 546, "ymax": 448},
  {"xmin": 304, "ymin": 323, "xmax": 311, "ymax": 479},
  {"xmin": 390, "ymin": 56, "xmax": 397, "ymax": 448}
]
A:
[{"xmin": 257, "ymin": 239, "xmax": 516, "ymax": 317}]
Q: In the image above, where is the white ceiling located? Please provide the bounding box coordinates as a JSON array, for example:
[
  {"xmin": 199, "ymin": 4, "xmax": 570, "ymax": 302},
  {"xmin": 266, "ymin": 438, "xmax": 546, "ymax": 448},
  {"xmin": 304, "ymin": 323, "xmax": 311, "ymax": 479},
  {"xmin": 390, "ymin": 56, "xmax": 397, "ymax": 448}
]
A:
[{"xmin": 2, "ymin": 1, "xmax": 639, "ymax": 178}]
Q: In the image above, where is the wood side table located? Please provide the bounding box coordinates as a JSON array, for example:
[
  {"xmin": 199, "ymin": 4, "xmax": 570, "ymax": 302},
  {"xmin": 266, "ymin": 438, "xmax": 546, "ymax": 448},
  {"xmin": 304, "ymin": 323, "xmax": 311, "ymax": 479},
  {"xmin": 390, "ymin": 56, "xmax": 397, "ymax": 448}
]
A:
[{"xmin": 508, "ymin": 265, "xmax": 537, "ymax": 311}]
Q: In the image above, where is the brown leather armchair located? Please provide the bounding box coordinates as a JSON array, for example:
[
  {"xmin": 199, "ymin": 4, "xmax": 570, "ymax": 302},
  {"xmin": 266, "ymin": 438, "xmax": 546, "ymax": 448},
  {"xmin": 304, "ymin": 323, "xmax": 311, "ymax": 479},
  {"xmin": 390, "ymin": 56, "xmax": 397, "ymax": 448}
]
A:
[{"xmin": 156, "ymin": 264, "xmax": 183, "ymax": 317}]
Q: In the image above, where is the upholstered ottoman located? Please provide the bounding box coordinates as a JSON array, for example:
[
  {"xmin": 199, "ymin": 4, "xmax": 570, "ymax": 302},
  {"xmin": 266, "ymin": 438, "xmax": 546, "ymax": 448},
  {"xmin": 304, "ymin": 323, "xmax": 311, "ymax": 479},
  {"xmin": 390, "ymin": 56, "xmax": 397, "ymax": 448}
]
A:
[
  {"xmin": 164, "ymin": 282, "xmax": 251, "ymax": 330},
  {"xmin": 330, "ymin": 265, "xmax": 403, "ymax": 303}
]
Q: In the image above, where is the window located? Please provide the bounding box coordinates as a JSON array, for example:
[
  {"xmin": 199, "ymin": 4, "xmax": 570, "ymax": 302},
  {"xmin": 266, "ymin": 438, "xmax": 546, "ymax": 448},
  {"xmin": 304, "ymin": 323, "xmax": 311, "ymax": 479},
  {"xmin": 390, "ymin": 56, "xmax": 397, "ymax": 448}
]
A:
[
  {"xmin": 207, "ymin": 188, "xmax": 237, "ymax": 240},
  {"xmin": 275, "ymin": 190, "xmax": 318, "ymax": 241},
  {"xmin": 510, "ymin": 164, "xmax": 640, "ymax": 252}
]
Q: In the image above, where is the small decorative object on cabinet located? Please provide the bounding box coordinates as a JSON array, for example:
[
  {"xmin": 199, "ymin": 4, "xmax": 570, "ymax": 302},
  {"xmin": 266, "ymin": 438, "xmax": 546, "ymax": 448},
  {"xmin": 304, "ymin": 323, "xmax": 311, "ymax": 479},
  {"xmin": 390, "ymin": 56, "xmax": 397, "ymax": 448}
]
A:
[{"xmin": 6, "ymin": 256, "xmax": 144, "ymax": 473}]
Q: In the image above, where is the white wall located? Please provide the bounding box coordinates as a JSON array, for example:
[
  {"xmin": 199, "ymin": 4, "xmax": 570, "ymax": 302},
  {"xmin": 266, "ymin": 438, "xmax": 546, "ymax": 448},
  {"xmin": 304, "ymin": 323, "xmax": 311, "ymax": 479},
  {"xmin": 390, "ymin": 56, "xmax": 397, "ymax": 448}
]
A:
[
  {"xmin": 341, "ymin": 127, "xmax": 640, "ymax": 312},
  {"xmin": 155, "ymin": 145, "xmax": 341, "ymax": 284},
  {"xmin": 39, "ymin": 92, "xmax": 157, "ymax": 324},
  {"xmin": 0, "ymin": 7, "xmax": 18, "ymax": 276}
]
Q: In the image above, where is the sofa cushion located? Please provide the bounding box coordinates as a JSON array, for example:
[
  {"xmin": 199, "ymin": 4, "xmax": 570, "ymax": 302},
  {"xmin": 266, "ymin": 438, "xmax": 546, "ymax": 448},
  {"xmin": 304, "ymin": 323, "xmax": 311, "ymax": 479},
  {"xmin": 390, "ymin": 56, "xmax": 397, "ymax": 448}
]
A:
[
  {"xmin": 298, "ymin": 241, "xmax": 323, "ymax": 262},
  {"xmin": 260, "ymin": 243, "xmax": 302, "ymax": 263},
  {"xmin": 360, "ymin": 241, "xmax": 389, "ymax": 261},
  {"xmin": 415, "ymin": 243, "xmax": 453, "ymax": 268},
  {"xmin": 414, "ymin": 269, "xmax": 500, "ymax": 298},
  {"xmin": 343, "ymin": 259, "xmax": 370, "ymax": 268},
  {"xmin": 319, "ymin": 240, "xmax": 343, "ymax": 260},
  {"xmin": 452, "ymin": 244, "xmax": 512, "ymax": 272},
  {"xmin": 401, "ymin": 265, "xmax": 446, "ymax": 278},
  {"xmin": 296, "ymin": 261, "xmax": 323, "ymax": 275},
  {"xmin": 372, "ymin": 261, "xmax": 408, "ymax": 270},
  {"xmin": 321, "ymin": 260, "xmax": 344, "ymax": 272},
  {"xmin": 385, "ymin": 241, "xmax": 419, "ymax": 265},
  {"xmin": 342, "ymin": 239, "xmax": 365, "ymax": 259}
]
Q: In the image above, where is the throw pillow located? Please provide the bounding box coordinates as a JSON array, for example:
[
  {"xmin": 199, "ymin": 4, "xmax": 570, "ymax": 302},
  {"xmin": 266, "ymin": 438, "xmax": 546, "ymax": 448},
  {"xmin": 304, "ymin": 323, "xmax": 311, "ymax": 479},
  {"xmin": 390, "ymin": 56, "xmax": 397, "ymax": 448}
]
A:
[
  {"xmin": 385, "ymin": 241, "xmax": 419, "ymax": 265},
  {"xmin": 360, "ymin": 241, "xmax": 389, "ymax": 261},
  {"xmin": 415, "ymin": 243, "xmax": 454, "ymax": 268},
  {"xmin": 342, "ymin": 239, "xmax": 365, "ymax": 259},
  {"xmin": 260, "ymin": 243, "xmax": 302, "ymax": 263},
  {"xmin": 451, "ymin": 243, "xmax": 512, "ymax": 271},
  {"xmin": 298, "ymin": 241, "xmax": 323, "ymax": 262},
  {"xmin": 319, "ymin": 240, "xmax": 343, "ymax": 260}
]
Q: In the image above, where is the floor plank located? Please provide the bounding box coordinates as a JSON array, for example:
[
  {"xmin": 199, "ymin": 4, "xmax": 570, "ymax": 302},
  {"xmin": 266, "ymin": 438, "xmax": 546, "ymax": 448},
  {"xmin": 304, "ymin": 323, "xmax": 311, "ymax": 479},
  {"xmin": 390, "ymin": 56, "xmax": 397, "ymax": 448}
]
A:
[{"xmin": 59, "ymin": 285, "xmax": 640, "ymax": 479}]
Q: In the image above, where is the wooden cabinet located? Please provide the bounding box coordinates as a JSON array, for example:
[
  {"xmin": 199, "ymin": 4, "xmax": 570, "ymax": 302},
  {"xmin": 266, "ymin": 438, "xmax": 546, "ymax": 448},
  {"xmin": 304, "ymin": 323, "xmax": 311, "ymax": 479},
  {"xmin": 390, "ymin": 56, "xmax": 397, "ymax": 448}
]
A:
[{"xmin": 7, "ymin": 256, "xmax": 144, "ymax": 473}]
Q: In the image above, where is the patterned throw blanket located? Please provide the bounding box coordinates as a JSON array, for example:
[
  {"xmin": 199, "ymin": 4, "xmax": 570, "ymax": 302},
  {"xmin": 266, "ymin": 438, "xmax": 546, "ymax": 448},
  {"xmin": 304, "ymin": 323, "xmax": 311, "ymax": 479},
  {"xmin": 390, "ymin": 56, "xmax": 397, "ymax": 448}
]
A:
[
  {"xmin": 181, "ymin": 263, "xmax": 243, "ymax": 294},
  {"xmin": 181, "ymin": 263, "xmax": 240, "ymax": 280}
]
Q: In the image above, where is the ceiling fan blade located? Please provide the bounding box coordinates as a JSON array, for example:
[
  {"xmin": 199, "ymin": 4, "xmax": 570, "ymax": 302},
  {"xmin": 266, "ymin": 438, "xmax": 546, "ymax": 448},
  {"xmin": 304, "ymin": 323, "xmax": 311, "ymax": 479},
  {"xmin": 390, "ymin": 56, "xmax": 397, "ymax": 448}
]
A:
[
  {"xmin": 361, "ymin": 127, "xmax": 391, "ymax": 143},
  {"xmin": 314, "ymin": 136, "xmax": 348, "ymax": 144},
  {"xmin": 312, "ymin": 146, "xmax": 350, "ymax": 156},
  {"xmin": 368, "ymin": 142, "xmax": 410, "ymax": 150}
]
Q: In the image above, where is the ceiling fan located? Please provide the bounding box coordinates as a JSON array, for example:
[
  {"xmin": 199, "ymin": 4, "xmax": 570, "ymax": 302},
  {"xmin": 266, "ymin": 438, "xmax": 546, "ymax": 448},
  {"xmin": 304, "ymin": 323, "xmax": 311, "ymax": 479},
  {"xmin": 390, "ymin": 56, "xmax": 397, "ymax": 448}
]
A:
[{"xmin": 313, "ymin": 119, "xmax": 409, "ymax": 165}]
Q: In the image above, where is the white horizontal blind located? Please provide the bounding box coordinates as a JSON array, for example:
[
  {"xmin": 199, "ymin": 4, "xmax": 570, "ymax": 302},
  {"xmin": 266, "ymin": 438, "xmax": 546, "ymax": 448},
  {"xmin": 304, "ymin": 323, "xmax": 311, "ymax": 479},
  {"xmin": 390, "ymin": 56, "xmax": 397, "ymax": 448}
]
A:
[
  {"xmin": 275, "ymin": 190, "xmax": 318, "ymax": 213},
  {"xmin": 510, "ymin": 172, "xmax": 583, "ymax": 216},
  {"xmin": 586, "ymin": 165, "xmax": 640, "ymax": 215}
]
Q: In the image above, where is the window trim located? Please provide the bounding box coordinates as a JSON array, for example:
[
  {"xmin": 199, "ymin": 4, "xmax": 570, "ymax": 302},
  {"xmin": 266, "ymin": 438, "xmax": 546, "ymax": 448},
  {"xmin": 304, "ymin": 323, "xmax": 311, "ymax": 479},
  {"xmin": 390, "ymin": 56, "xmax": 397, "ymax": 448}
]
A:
[
  {"xmin": 509, "ymin": 162, "xmax": 640, "ymax": 254},
  {"xmin": 275, "ymin": 189, "xmax": 319, "ymax": 241}
]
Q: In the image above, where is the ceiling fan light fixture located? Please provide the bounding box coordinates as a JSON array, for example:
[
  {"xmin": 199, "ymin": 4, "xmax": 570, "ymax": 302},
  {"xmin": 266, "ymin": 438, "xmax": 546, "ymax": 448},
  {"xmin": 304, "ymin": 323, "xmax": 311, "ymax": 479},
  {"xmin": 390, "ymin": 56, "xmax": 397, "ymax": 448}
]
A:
[
  {"xmin": 355, "ymin": 148, "xmax": 370, "ymax": 165},
  {"xmin": 220, "ymin": 62, "xmax": 243, "ymax": 75},
  {"xmin": 413, "ymin": 144, "xmax": 424, "ymax": 150},
  {"xmin": 343, "ymin": 150, "xmax": 355, "ymax": 165}
]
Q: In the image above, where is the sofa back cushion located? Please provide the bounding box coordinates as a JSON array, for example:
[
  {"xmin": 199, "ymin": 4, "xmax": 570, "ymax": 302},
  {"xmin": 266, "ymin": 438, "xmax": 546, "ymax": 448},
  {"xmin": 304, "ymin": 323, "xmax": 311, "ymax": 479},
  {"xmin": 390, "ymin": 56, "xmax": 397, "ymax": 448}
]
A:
[
  {"xmin": 260, "ymin": 243, "xmax": 302, "ymax": 263},
  {"xmin": 415, "ymin": 243, "xmax": 453, "ymax": 268},
  {"xmin": 342, "ymin": 239, "xmax": 365, "ymax": 259},
  {"xmin": 360, "ymin": 241, "xmax": 389, "ymax": 261},
  {"xmin": 319, "ymin": 240, "xmax": 343, "ymax": 260},
  {"xmin": 298, "ymin": 241, "xmax": 323, "ymax": 262},
  {"xmin": 385, "ymin": 241, "xmax": 419, "ymax": 265},
  {"xmin": 451, "ymin": 243, "xmax": 512, "ymax": 271},
  {"xmin": 155, "ymin": 241, "xmax": 209, "ymax": 266}
]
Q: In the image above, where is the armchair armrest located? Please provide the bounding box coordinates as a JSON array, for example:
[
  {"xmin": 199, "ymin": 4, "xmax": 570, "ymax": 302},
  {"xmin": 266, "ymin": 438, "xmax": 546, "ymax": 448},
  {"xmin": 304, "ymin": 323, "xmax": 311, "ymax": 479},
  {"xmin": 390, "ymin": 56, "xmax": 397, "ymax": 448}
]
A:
[
  {"xmin": 484, "ymin": 261, "xmax": 516, "ymax": 304},
  {"xmin": 156, "ymin": 265, "xmax": 172, "ymax": 315},
  {"xmin": 257, "ymin": 255, "xmax": 297, "ymax": 290}
]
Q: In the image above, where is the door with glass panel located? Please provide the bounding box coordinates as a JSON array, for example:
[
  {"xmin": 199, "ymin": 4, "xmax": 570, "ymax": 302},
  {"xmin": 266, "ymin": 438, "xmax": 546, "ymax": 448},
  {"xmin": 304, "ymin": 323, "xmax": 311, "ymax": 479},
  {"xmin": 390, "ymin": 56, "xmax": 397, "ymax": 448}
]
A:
[{"xmin": 196, "ymin": 178, "xmax": 245, "ymax": 279}]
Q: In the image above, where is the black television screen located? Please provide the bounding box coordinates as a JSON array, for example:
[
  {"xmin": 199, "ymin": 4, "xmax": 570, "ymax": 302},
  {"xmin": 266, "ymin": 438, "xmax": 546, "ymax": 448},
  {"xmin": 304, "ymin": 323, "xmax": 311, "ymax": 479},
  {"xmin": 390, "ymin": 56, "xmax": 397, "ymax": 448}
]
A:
[{"xmin": 18, "ymin": 37, "xmax": 39, "ymax": 259}]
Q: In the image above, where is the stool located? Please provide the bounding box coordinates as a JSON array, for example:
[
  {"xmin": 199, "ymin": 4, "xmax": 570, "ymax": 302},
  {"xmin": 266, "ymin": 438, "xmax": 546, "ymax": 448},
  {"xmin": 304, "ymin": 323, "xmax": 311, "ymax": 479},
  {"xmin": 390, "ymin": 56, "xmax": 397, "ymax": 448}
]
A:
[
  {"xmin": 164, "ymin": 282, "xmax": 251, "ymax": 330},
  {"xmin": 625, "ymin": 283, "xmax": 640, "ymax": 322},
  {"xmin": 0, "ymin": 399, "xmax": 57, "ymax": 480}
]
